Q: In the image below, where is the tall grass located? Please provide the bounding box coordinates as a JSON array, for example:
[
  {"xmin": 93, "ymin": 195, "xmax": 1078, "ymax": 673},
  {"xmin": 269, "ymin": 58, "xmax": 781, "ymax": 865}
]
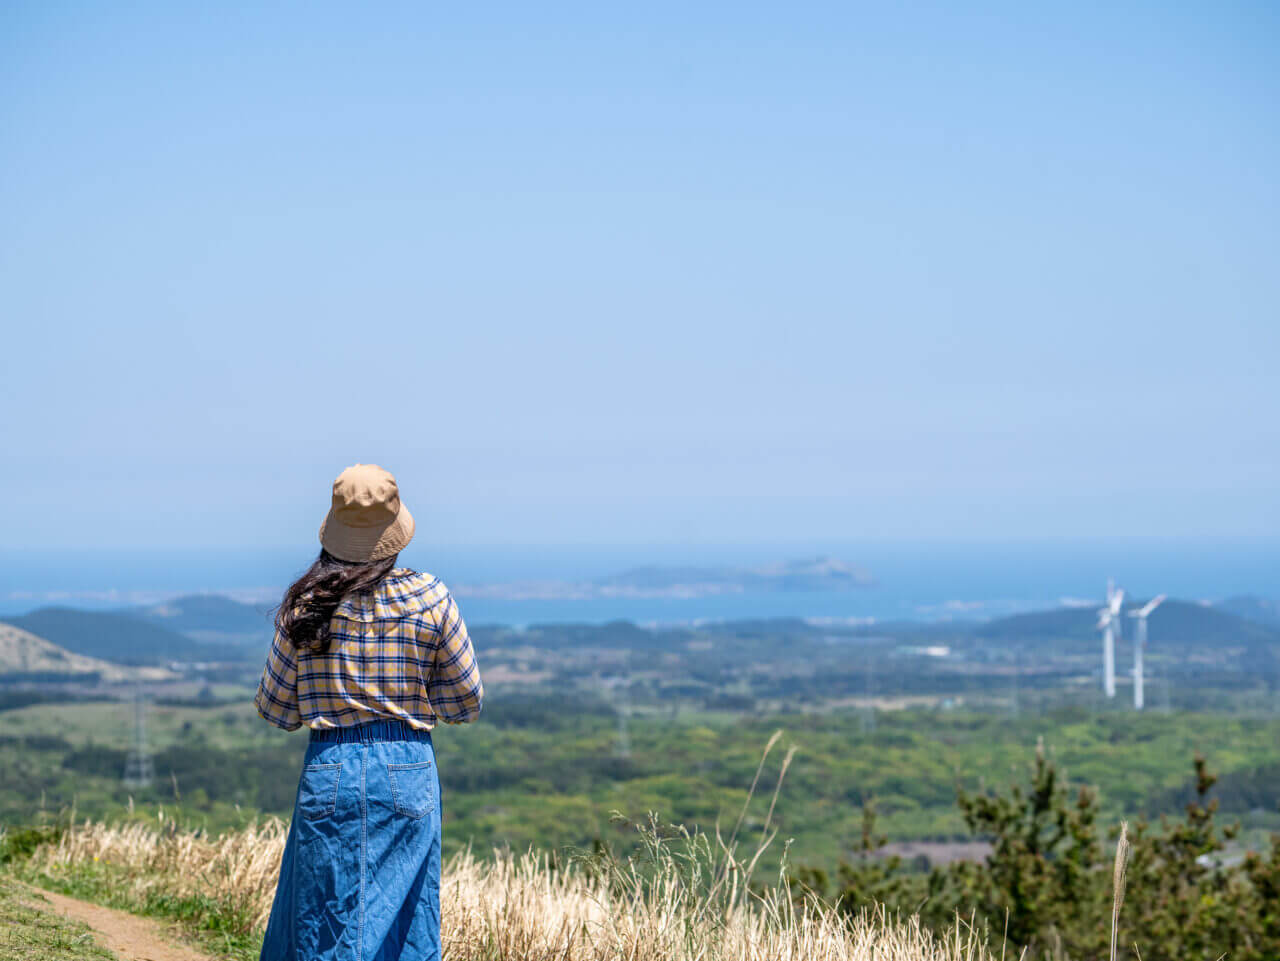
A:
[
  {"xmin": 1109, "ymin": 822, "xmax": 1130, "ymax": 961},
  {"xmin": 22, "ymin": 813, "xmax": 997, "ymax": 961},
  {"xmin": 18, "ymin": 732, "xmax": 999, "ymax": 960}
]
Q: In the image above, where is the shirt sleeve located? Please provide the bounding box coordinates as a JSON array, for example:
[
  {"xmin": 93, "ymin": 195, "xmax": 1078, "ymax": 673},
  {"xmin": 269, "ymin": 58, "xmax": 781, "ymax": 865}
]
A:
[
  {"xmin": 255, "ymin": 629, "xmax": 303, "ymax": 731},
  {"xmin": 426, "ymin": 589, "xmax": 484, "ymax": 723}
]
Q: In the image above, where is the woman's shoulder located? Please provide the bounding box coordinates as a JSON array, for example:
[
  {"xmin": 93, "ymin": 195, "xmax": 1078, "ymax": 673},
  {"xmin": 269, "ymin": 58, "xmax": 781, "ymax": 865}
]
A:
[
  {"xmin": 388, "ymin": 567, "xmax": 443, "ymax": 590},
  {"xmin": 380, "ymin": 568, "xmax": 451, "ymax": 609},
  {"xmin": 330, "ymin": 568, "xmax": 449, "ymax": 623}
]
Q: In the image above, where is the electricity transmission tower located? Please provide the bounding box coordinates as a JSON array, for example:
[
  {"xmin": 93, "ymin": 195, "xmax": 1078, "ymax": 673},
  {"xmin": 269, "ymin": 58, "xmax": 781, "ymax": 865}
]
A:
[
  {"xmin": 1009, "ymin": 645, "xmax": 1020, "ymax": 719},
  {"xmin": 862, "ymin": 653, "xmax": 876, "ymax": 733},
  {"xmin": 123, "ymin": 690, "xmax": 154, "ymax": 789},
  {"xmin": 615, "ymin": 686, "xmax": 632, "ymax": 760}
]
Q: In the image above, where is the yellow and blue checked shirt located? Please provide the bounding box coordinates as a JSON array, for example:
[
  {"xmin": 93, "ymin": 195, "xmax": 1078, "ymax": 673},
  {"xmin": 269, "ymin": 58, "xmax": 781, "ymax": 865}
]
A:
[{"xmin": 255, "ymin": 569, "xmax": 484, "ymax": 731}]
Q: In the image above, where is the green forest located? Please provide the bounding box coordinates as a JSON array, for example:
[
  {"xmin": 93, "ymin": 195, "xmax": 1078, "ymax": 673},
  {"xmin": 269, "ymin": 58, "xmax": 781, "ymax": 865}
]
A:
[{"xmin": 3, "ymin": 692, "xmax": 1278, "ymax": 874}]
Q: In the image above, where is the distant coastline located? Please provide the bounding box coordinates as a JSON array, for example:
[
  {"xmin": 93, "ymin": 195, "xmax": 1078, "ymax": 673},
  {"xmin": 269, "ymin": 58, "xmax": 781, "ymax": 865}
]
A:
[
  {"xmin": 3, "ymin": 539, "xmax": 1279, "ymax": 626},
  {"xmin": 452, "ymin": 556, "xmax": 874, "ymax": 602}
]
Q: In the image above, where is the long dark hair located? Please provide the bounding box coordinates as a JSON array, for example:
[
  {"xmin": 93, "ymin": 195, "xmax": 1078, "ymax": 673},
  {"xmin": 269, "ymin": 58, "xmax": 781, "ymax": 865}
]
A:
[{"xmin": 275, "ymin": 549, "xmax": 399, "ymax": 652}]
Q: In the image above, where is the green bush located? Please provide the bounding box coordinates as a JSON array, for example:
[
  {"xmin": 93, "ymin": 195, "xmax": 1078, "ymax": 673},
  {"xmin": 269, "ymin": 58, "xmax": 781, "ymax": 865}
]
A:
[
  {"xmin": 0, "ymin": 824, "xmax": 63, "ymax": 864},
  {"xmin": 794, "ymin": 744, "xmax": 1280, "ymax": 960}
]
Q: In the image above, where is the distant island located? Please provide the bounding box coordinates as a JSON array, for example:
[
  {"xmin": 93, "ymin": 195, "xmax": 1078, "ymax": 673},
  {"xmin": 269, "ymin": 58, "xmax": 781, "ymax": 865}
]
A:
[{"xmin": 453, "ymin": 556, "xmax": 875, "ymax": 601}]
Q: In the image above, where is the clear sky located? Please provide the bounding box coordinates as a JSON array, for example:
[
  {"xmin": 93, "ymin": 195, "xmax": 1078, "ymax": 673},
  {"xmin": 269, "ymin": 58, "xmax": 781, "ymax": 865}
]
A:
[{"xmin": 1, "ymin": 1, "xmax": 1277, "ymax": 551}]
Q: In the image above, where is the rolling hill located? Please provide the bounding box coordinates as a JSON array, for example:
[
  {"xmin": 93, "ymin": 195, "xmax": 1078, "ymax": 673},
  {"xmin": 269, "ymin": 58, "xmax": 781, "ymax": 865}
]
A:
[
  {"xmin": 1216, "ymin": 595, "xmax": 1280, "ymax": 629},
  {"xmin": 131, "ymin": 594, "xmax": 274, "ymax": 645},
  {"xmin": 0, "ymin": 623, "xmax": 175, "ymax": 682},
  {"xmin": 977, "ymin": 598, "xmax": 1280, "ymax": 647},
  {"xmin": 0, "ymin": 608, "xmax": 240, "ymax": 665}
]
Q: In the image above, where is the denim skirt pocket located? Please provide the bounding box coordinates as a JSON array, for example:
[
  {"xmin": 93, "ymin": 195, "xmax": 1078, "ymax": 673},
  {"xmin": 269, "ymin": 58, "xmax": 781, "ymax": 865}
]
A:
[
  {"xmin": 297, "ymin": 762, "xmax": 342, "ymax": 821},
  {"xmin": 387, "ymin": 760, "xmax": 435, "ymax": 818}
]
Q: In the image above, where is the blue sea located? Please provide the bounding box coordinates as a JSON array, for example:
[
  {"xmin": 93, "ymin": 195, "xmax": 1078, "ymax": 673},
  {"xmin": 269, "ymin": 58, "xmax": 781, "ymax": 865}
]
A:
[{"xmin": 1, "ymin": 537, "xmax": 1276, "ymax": 626}]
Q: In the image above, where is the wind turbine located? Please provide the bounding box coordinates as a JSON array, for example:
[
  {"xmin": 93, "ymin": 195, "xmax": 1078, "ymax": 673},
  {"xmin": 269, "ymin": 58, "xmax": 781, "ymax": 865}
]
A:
[
  {"xmin": 1096, "ymin": 579, "xmax": 1125, "ymax": 698},
  {"xmin": 1129, "ymin": 595, "xmax": 1166, "ymax": 711}
]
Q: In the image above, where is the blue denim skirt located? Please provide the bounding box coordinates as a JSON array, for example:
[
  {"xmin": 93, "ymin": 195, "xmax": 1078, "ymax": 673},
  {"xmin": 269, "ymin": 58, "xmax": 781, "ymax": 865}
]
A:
[{"xmin": 260, "ymin": 720, "xmax": 442, "ymax": 961}]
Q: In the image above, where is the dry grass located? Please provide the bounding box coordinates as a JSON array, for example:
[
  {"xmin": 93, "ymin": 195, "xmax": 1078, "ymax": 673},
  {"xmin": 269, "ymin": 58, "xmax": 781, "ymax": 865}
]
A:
[
  {"xmin": 21, "ymin": 733, "xmax": 999, "ymax": 960},
  {"xmin": 29, "ymin": 815, "xmax": 283, "ymax": 930},
  {"xmin": 22, "ymin": 812, "xmax": 997, "ymax": 961},
  {"xmin": 1109, "ymin": 822, "xmax": 1130, "ymax": 961}
]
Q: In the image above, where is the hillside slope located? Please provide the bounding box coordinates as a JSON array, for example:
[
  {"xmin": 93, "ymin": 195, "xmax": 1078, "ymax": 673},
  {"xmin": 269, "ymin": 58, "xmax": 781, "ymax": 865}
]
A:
[
  {"xmin": 28, "ymin": 820, "xmax": 997, "ymax": 961},
  {"xmin": 0, "ymin": 624, "xmax": 174, "ymax": 682},
  {"xmin": 131, "ymin": 595, "xmax": 273, "ymax": 646},
  {"xmin": 0, "ymin": 609, "xmax": 233, "ymax": 665},
  {"xmin": 0, "ymin": 876, "xmax": 117, "ymax": 961},
  {"xmin": 977, "ymin": 598, "xmax": 1280, "ymax": 646},
  {"xmin": 1216, "ymin": 595, "xmax": 1280, "ymax": 628}
]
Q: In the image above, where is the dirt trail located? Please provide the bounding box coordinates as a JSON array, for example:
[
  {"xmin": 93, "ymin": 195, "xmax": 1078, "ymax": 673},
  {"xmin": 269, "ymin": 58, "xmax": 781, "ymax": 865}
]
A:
[{"xmin": 21, "ymin": 884, "xmax": 217, "ymax": 961}]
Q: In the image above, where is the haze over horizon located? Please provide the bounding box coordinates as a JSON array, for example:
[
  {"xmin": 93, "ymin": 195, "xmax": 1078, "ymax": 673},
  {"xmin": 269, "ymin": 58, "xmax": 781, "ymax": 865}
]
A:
[
  {"xmin": 2, "ymin": 536, "xmax": 1277, "ymax": 623},
  {"xmin": 2, "ymin": 2, "xmax": 1277, "ymax": 551}
]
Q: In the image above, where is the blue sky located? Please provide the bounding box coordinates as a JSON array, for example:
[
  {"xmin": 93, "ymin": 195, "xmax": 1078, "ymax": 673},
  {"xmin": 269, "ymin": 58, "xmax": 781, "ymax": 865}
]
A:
[{"xmin": 1, "ymin": 1, "xmax": 1277, "ymax": 551}]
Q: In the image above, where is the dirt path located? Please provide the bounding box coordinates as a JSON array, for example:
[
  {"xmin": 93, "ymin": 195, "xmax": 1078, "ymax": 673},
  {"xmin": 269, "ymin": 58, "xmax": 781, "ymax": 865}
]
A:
[{"xmin": 22, "ymin": 884, "xmax": 217, "ymax": 961}]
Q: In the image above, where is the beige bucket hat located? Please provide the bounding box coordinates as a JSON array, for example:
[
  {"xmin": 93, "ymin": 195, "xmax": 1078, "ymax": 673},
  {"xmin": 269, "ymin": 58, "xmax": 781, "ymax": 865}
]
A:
[{"xmin": 319, "ymin": 463, "xmax": 415, "ymax": 562}]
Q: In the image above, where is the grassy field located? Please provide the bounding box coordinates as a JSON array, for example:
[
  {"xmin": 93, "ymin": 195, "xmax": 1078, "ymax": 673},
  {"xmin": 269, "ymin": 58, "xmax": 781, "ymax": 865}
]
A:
[
  {"xmin": 0, "ymin": 873, "xmax": 116, "ymax": 961},
  {"xmin": 14, "ymin": 816, "xmax": 1000, "ymax": 961},
  {"xmin": 4, "ymin": 694, "xmax": 1275, "ymax": 960},
  {"xmin": 3, "ymin": 694, "xmax": 1279, "ymax": 873}
]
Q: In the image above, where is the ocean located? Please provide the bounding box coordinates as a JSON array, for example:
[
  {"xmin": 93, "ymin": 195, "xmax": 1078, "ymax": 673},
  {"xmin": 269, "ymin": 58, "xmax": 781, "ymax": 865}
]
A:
[{"xmin": 1, "ymin": 537, "xmax": 1276, "ymax": 626}]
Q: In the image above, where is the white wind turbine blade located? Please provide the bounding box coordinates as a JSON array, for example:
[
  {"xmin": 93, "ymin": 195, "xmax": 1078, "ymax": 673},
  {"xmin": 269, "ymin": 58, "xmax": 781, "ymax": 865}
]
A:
[
  {"xmin": 1132, "ymin": 594, "xmax": 1167, "ymax": 620},
  {"xmin": 1109, "ymin": 588, "xmax": 1126, "ymax": 616}
]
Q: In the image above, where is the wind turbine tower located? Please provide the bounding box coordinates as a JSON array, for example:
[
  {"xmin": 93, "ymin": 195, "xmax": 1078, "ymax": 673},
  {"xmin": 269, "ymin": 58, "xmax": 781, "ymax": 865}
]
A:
[
  {"xmin": 1129, "ymin": 595, "xmax": 1166, "ymax": 711},
  {"xmin": 1096, "ymin": 580, "xmax": 1125, "ymax": 699}
]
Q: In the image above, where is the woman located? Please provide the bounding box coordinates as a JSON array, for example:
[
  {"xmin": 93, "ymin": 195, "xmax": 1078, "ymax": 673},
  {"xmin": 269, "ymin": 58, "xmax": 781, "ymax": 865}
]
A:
[{"xmin": 255, "ymin": 463, "xmax": 484, "ymax": 961}]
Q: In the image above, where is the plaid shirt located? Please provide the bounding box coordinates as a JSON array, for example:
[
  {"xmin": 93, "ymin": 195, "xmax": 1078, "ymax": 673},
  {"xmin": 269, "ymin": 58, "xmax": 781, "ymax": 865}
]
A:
[{"xmin": 255, "ymin": 569, "xmax": 484, "ymax": 731}]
